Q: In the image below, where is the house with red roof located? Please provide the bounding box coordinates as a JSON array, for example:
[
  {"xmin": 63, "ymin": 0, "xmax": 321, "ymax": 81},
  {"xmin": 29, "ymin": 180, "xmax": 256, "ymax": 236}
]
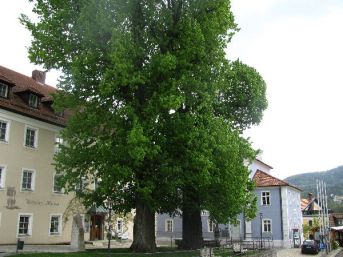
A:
[
  {"xmin": 0, "ymin": 66, "xmax": 133, "ymax": 244},
  {"xmin": 156, "ymin": 159, "xmax": 303, "ymax": 248},
  {"xmin": 0, "ymin": 65, "xmax": 78, "ymax": 244},
  {"xmin": 301, "ymin": 193, "xmax": 322, "ymax": 230},
  {"xmin": 249, "ymin": 165, "xmax": 303, "ymax": 247}
]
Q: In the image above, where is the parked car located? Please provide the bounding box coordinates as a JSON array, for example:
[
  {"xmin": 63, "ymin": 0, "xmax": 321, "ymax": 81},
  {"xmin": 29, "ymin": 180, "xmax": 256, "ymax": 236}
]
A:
[{"xmin": 301, "ymin": 240, "xmax": 319, "ymax": 254}]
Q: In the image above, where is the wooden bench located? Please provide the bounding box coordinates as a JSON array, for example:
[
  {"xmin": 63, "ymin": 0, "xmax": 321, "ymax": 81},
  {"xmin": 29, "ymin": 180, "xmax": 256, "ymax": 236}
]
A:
[
  {"xmin": 174, "ymin": 239, "xmax": 220, "ymax": 249},
  {"xmin": 203, "ymin": 240, "xmax": 221, "ymax": 247}
]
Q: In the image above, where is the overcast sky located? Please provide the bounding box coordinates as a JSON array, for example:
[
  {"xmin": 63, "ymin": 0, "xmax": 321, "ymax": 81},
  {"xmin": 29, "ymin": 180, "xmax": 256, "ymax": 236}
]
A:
[
  {"xmin": 229, "ymin": 0, "xmax": 343, "ymax": 178},
  {"xmin": 1, "ymin": 0, "xmax": 343, "ymax": 179}
]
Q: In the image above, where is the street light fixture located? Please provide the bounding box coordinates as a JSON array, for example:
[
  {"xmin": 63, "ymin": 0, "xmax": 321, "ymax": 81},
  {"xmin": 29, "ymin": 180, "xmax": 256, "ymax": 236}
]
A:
[
  {"xmin": 260, "ymin": 212, "xmax": 263, "ymax": 250},
  {"xmin": 105, "ymin": 199, "xmax": 114, "ymax": 253}
]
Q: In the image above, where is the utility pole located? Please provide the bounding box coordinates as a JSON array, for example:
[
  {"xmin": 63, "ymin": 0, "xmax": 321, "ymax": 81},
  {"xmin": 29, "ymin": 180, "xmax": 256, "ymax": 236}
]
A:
[
  {"xmin": 317, "ymin": 180, "xmax": 330, "ymax": 253},
  {"xmin": 317, "ymin": 180, "xmax": 322, "ymax": 241},
  {"xmin": 324, "ymin": 182, "xmax": 330, "ymax": 252},
  {"xmin": 320, "ymin": 181, "xmax": 325, "ymax": 251}
]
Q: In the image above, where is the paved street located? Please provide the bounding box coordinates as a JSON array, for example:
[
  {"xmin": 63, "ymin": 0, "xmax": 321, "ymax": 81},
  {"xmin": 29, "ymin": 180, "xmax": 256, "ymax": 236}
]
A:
[{"xmin": 277, "ymin": 248, "xmax": 342, "ymax": 257}]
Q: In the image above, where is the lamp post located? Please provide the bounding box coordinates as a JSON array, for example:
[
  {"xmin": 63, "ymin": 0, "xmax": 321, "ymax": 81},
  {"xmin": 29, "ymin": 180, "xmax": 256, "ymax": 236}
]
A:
[
  {"xmin": 106, "ymin": 199, "xmax": 114, "ymax": 253},
  {"xmin": 260, "ymin": 212, "xmax": 263, "ymax": 250}
]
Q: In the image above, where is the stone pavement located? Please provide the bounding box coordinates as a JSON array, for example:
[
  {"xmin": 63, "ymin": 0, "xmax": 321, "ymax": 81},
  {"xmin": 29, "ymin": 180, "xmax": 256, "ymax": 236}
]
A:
[
  {"xmin": 0, "ymin": 244, "xmax": 341, "ymax": 257},
  {"xmin": 0, "ymin": 240, "xmax": 132, "ymax": 256},
  {"xmin": 331, "ymin": 248, "xmax": 343, "ymax": 257},
  {"xmin": 0, "ymin": 244, "xmax": 77, "ymax": 256}
]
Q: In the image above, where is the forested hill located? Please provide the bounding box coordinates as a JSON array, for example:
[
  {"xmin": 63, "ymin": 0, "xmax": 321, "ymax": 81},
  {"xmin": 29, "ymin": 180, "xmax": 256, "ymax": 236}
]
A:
[{"xmin": 285, "ymin": 166, "xmax": 343, "ymax": 198}]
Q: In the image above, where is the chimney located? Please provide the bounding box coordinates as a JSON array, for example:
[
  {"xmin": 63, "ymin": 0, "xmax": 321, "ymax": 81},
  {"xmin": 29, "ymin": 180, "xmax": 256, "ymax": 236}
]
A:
[
  {"xmin": 308, "ymin": 193, "xmax": 313, "ymax": 201},
  {"xmin": 32, "ymin": 70, "xmax": 46, "ymax": 84}
]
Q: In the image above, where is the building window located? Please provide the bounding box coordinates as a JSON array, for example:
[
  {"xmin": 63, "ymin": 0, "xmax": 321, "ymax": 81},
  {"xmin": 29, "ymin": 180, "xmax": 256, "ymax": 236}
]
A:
[
  {"xmin": 21, "ymin": 169, "xmax": 35, "ymax": 191},
  {"xmin": 18, "ymin": 214, "xmax": 33, "ymax": 236},
  {"xmin": 308, "ymin": 220, "xmax": 313, "ymax": 226},
  {"xmin": 201, "ymin": 210, "xmax": 209, "ymax": 216},
  {"xmin": 261, "ymin": 191, "xmax": 271, "ymax": 206},
  {"xmin": 53, "ymin": 173, "xmax": 63, "ymax": 193},
  {"xmin": 75, "ymin": 178, "xmax": 86, "ymax": 192},
  {"xmin": 54, "ymin": 135, "xmax": 63, "ymax": 153},
  {"xmin": 49, "ymin": 215, "xmax": 62, "ymax": 235},
  {"xmin": 0, "ymin": 82, "xmax": 8, "ymax": 98},
  {"xmin": 117, "ymin": 219, "xmax": 123, "ymax": 233},
  {"xmin": 28, "ymin": 94, "xmax": 39, "ymax": 108},
  {"xmin": 25, "ymin": 126, "xmax": 38, "ymax": 148},
  {"xmin": 0, "ymin": 119, "xmax": 9, "ymax": 142},
  {"xmin": 262, "ymin": 219, "xmax": 272, "ymax": 233},
  {"xmin": 94, "ymin": 177, "xmax": 100, "ymax": 190},
  {"xmin": 83, "ymin": 215, "xmax": 90, "ymax": 233},
  {"xmin": 208, "ymin": 220, "xmax": 215, "ymax": 232},
  {"xmin": 0, "ymin": 165, "xmax": 6, "ymax": 189},
  {"xmin": 165, "ymin": 219, "xmax": 173, "ymax": 232}
]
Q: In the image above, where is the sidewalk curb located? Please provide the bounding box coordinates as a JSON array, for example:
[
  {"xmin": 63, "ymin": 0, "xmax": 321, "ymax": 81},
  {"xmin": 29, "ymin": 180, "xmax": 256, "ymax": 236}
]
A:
[{"xmin": 326, "ymin": 248, "xmax": 343, "ymax": 257}]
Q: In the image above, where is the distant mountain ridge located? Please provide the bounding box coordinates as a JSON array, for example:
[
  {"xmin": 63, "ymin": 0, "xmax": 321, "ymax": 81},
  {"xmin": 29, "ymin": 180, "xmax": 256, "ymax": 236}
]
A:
[{"xmin": 285, "ymin": 166, "xmax": 343, "ymax": 198}]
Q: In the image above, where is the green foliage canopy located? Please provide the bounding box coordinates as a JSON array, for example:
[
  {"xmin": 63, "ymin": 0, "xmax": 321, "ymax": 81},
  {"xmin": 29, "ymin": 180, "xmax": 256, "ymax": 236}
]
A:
[{"xmin": 21, "ymin": 0, "xmax": 267, "ymax": 227}]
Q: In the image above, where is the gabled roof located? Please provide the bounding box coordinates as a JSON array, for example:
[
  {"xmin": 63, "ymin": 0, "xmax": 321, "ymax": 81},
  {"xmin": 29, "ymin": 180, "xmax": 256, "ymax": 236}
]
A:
[
  {"xmin": 301, "ymin": 197, "xmax": 321, "ymax": 212},
  {"xmin": 0, "ymin": 65, "xmax": 68, "ymax": 127},
  {"xmin": 253, "ymin": 169, "xmax": 301, "ymax": 191},
  {"xmin": 301, "ymin": 198, "xmax": 310, "ymax": 210},
  {"xmin": 88, "ymin": 205, "xmax": 108, "ymax": 214},
  {"xmin": 331, "ymin": 213, "xmax": 343, "ymax": 219},
  {"xmin": 255, "ymin": 158, "xmax": 273, "ymax": 169},
  {"xmin": 330, "ymin": 213, "xmax": 343, "ymax": 227}
]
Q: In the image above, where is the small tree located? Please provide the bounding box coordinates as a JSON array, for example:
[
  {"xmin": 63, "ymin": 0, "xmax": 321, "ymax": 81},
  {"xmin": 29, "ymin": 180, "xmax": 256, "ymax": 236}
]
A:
[{"xmin": 303, "ymin": 218, "xmax": 320, "ymax": 239}]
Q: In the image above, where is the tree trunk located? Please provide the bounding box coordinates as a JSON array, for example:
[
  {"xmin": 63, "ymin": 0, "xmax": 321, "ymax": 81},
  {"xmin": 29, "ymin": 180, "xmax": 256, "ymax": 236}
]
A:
[
  {"xmin": 182, "ymin": 188, "xmax": 203, "ymax": 249},
  {"xmin": 130, "ymin": 198, "xmax": 156, "ymax": 252}
]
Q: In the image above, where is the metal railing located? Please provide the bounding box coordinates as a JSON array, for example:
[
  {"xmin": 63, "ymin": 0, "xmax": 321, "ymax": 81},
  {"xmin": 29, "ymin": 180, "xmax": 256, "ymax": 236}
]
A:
[{"xmin": 221, "ymin": 236, "xmax": 274, "ymax": 250}]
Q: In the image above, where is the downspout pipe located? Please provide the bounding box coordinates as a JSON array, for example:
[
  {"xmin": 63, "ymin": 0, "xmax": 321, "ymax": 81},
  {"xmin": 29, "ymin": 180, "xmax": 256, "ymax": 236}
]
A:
[{"xmin": 279, "ymin": 186, "xmax": 284, "ymax": 241}]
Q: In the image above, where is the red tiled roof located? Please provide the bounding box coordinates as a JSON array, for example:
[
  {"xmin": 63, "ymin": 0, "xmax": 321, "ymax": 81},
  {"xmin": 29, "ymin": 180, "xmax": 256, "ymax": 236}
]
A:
[
  {"xmin": 301, "ymin": 198, "xmax": 310, "ymax": 210},
  {"xmin": 253, "ymin": 169, "xmax": 301, "ymax": 191},
  {"xmin": 0, "ymin": 65, "xmax": 68, "ymax": 127}
]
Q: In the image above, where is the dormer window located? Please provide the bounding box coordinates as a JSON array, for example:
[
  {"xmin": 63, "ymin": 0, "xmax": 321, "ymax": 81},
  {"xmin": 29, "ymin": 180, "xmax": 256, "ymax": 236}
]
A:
[
  {"xmin": 0, "ymin": 82, "xmax": 8, "ymax": 98},
  {"xmin": 28, "ymin": 94, "xmax": 39, "ymax": 108}
]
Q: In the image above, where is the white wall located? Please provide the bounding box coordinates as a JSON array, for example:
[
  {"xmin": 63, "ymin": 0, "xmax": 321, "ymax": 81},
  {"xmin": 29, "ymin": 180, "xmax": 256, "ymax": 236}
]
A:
[
  {"xmin": 281, "ymin": 186, "xmax": 303, "ymax": 247},
  {"xmin": 248, "ymin": 159, "xmax": 273, "ymax": 178}
]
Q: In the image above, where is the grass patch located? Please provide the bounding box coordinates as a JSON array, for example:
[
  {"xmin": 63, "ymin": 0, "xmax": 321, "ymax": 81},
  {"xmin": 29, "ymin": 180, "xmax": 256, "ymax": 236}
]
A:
[{"xmin": 11, "ymin": 247, "xmax": 261, "ymax": 257}]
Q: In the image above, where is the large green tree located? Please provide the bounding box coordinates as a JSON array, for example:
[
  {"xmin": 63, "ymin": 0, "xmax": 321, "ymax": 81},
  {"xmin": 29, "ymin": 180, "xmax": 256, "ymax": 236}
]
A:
[
  {"xmin": 170, "ymin": 59, "xmax": 266, "ymax": 249},
  {"xmin": 21, "ymin": 0, "xmax": 267, "ymax": 252}
]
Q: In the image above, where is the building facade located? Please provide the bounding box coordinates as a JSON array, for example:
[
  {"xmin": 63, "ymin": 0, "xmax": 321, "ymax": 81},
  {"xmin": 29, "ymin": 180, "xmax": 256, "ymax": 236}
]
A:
[
  {"xmin": 0, "ymin": 65, "xmax": 77, "ymax": 244},
  {"xmin": 156, "ymin": 159, "xmax": 303, "ymax": 248},
  {"xmin": 251, "ymin": 168, "xmax": 303, "ymax": 247},
  {"xmin": 0, "ymin": 66, "xmax": 132, "ymax": 244},
  {"xmin": 301, "ymin": 193, "xmax": 325, "ymax": 241}
]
